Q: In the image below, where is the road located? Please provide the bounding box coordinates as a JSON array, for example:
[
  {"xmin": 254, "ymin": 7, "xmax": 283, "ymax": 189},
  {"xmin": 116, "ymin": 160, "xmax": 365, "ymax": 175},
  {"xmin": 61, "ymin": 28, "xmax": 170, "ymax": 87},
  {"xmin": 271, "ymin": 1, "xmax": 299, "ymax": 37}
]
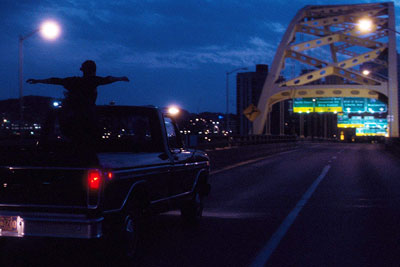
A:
[{"xmin": 2, "ymin": 143, "xmax": 400, "ymax": 266}]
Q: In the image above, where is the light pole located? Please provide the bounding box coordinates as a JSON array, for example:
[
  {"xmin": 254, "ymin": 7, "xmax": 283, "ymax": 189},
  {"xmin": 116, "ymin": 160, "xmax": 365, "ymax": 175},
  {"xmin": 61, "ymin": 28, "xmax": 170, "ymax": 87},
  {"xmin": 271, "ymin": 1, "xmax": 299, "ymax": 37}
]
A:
[
  {"xmin": 18, "ymin": 20, "xmax": 60, "ymax": 127},
  {"xmin": 362, "ymin": 69, "xmax": 392, "ymax": 136},
  {"xmin": 357, "ymin": 16, "xmax": 399, "ymax": 137},
  {"xmin": 226, "ymin": 67, "xmax": 247, "ymax": 133}
]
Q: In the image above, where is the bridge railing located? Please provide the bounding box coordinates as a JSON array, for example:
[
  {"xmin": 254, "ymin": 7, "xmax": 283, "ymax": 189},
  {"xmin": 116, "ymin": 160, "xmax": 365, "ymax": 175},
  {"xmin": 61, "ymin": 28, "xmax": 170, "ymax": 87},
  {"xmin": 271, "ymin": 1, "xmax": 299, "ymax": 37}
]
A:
[{"xmin": 385, "ymin": 138, "xmax": 400, "ymax": 156}]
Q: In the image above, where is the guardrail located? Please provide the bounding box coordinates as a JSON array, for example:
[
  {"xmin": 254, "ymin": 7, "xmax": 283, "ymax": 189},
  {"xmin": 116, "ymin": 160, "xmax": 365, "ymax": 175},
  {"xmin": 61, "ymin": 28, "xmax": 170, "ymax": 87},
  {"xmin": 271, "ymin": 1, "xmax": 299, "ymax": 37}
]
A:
[{"xmin": 185, "ymin": 134, "xmax": 298, "ymax": 150}]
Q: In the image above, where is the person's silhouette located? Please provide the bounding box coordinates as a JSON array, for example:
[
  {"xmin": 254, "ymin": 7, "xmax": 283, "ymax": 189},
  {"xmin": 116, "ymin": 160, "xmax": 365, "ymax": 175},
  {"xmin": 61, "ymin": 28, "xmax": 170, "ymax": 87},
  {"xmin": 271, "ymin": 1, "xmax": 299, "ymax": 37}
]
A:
[{"xmin": 27, "ymin": 60, "xmax": 129, "ymax": 146}]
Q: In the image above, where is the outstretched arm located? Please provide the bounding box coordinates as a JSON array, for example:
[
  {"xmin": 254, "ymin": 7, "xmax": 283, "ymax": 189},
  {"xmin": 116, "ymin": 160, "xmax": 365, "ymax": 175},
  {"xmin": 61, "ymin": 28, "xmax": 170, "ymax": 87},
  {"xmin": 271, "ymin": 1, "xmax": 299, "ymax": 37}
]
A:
[
  {"xmin": 26, "ymin": 78, "xmax": 65, "ymax": 85},
  {"xmin": 98, "ymin": 76, "xmax": 130, "ymax": 86}
]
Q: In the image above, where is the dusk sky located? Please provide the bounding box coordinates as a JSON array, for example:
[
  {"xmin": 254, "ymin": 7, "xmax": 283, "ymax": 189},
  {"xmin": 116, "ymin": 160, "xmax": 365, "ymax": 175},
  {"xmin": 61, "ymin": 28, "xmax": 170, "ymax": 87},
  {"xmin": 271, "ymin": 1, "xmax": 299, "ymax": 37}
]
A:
[{"xmin": 1, "ymin": 0, "xmax": 399, "ymax": 113}]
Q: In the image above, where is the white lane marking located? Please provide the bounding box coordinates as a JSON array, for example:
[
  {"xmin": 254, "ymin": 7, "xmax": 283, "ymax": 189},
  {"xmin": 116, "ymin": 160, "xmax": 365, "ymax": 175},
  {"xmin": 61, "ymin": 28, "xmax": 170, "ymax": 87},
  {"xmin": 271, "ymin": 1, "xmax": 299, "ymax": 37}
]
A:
[
  {"xmin": 332, "ymin": 156, "xmax": 337, "ymax": 160},
  {"xmin": 210, "ymin": 149, "xmax": 299, "ymax": 176},
  {"xmin": 251, "ymin": 165, "xmax": 331, "ymax": 267}
]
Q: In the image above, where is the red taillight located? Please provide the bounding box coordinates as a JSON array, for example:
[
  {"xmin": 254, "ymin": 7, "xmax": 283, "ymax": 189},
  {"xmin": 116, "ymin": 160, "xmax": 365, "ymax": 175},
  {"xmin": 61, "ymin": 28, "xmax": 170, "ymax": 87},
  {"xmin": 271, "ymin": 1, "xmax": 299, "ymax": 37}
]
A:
[
  {"xmin": 107, "ymin": 172, "xmax": 113, "ymax": 180},
  {"xmin": 88, "ymin": 170, "xmax": 101, "ymax": 190}
]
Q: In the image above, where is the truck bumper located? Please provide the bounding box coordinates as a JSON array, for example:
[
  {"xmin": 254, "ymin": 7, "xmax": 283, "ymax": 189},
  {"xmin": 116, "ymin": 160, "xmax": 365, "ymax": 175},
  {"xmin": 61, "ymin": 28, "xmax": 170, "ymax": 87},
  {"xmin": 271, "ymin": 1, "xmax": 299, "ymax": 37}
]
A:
[{"xmin": 0, "ymin": 211, "xmax": 103, "ymax": 239}]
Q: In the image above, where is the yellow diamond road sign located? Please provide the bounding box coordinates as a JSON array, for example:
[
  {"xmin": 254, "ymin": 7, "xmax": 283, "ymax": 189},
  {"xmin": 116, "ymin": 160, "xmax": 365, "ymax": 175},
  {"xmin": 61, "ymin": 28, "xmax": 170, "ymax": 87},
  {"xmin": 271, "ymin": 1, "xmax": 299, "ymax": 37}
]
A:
[{"xmin": 243, "ymin": 104, "xmax": 260, "ymax": 122}]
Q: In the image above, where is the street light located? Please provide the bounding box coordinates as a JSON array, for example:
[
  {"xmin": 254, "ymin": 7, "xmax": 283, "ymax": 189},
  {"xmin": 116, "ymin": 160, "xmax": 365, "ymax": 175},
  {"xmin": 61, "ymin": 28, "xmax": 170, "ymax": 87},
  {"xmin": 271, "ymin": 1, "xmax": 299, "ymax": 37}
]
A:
[
  {"xmin": 362, "ymin": 69, "xmax": 370, "ymax": 76},
  {"xmin": 40, "ymin": 21, "xmax": 61, "ymax": 40},
  {"xmin": 168, "ymin": 106, "xmax": 180, "ymax": 116},
  {"xmin": 356, "ymin": 18, "xmax": 400, "ymax": 34},
  {"xmin": 226, "ymin": 67, "xmax": 248, "ymax": 133},
  {"xmin": 18, "ymin": 20, "xmax": 61, "ymax": 126}
]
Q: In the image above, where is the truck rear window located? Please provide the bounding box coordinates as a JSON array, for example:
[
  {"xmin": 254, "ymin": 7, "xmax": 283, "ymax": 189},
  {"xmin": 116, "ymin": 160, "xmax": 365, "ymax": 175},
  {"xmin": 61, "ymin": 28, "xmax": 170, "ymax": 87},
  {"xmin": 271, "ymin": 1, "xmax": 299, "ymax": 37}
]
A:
[
  {"xmin": 0, "ymin": 106, "xmax": 164, "ymax": 153},
  {"xmin": 97, "ymin": 111, "xmax": 162, "ymax": 152}
]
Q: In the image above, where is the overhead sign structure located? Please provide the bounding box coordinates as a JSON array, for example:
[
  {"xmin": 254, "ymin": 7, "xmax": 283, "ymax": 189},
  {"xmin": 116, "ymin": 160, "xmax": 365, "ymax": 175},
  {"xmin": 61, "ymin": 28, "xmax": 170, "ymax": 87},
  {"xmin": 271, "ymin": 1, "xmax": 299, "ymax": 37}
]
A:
[
  {"xmin": 293, "ymin": 97, "xmax": 386, "ymax": 114},
  {"xmin": 243, "ymin": 104, "xmax": 261, "ymax": 122},
  {"xmin": 294, "ymin": 97, "xmax": 388, "ymax": 137}
]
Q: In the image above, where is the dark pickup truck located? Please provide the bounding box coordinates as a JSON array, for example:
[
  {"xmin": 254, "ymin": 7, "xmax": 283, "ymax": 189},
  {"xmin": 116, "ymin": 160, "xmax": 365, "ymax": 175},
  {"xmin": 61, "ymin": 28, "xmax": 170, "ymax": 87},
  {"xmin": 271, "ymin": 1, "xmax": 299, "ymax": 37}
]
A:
[{"xmin": 0, "ymin": 105, "xmax": 210, "ymax": 257}]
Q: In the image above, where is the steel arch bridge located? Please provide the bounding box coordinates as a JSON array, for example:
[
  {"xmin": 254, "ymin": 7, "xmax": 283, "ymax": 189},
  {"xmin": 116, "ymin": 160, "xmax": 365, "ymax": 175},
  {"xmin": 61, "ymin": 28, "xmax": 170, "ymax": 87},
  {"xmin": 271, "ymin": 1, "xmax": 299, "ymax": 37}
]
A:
[{"xmin": 254, "ymin": 2, "xmax": 399, "ymax": 137}]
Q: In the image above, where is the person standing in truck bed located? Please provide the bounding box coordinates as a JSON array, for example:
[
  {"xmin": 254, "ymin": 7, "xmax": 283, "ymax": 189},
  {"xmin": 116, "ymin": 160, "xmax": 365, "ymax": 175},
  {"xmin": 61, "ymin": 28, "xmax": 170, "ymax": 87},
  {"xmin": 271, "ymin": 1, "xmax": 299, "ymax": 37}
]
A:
[{"xmin": 26, "ymin": 60, "xmax": 129, "ymax": 146}]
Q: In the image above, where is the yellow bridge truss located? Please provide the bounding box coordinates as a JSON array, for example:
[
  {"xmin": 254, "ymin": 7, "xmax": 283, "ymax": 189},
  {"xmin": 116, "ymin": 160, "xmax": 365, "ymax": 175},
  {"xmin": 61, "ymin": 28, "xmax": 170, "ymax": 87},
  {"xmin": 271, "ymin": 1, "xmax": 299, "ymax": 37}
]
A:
[{"xmin": 254, "ymin": 2, "xmax": 398, "ymax": 137}]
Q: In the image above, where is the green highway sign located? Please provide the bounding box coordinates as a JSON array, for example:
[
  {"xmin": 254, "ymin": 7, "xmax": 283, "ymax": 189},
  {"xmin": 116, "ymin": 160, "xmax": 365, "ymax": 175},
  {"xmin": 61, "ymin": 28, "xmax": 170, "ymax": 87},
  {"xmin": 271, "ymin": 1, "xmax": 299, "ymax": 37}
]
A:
[
  {"xmin": 293, "ymin": 97, "xmax": 387, "ymax": 114},
  {"xmin": 293, "ymin": 98, "xmax": 315, "ymax": 113},
  {"xmin": 367, "ymin": 98, "xmax": 387, "ymax": 113},
  {"xmin": 343, "ymin": 98, "xmax": 365, "ymax": 113},
  {"xmin": 337, "ymin": 114, "xmax": 388, "ymax": 136}
]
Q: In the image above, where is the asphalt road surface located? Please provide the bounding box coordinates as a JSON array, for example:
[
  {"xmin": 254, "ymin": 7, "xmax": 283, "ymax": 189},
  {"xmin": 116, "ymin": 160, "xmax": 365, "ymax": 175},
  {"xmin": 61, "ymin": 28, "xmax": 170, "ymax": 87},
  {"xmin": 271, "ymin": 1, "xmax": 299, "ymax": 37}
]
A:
[{"xmin": 2, "ymin": 143, "xmax": 400, "ymax": 267}]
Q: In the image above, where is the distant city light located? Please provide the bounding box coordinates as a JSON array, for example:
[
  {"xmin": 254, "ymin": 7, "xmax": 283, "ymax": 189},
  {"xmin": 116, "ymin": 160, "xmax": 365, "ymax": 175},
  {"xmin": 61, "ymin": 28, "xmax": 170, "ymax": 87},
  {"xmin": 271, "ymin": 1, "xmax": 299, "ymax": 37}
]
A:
[{"xmin": 40, "ymin": 20, "xmax": 61, "ymax": 40}]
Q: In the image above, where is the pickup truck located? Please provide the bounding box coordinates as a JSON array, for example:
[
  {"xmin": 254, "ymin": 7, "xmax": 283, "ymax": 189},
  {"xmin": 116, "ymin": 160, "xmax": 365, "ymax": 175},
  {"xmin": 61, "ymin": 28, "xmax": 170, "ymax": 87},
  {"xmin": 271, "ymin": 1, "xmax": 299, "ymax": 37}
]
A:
[{"xmin": 0, "ymin": 105, "xmax": 210, "ymax": 259}]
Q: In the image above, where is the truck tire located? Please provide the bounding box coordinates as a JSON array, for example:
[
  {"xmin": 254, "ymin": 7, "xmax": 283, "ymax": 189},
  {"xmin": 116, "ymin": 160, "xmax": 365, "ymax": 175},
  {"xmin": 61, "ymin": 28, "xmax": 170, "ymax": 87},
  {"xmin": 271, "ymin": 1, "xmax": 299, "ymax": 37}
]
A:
[
  {"xmin": 102, "ymin": 199, "xmax": 145, "ymax": 265},
  {"xmin": 180, "ymin": 187, "xmax": 204, "ymax": 224},
  {"xmin": 119, "ymin": 200, "xmax": 145, "ymax": 262}
]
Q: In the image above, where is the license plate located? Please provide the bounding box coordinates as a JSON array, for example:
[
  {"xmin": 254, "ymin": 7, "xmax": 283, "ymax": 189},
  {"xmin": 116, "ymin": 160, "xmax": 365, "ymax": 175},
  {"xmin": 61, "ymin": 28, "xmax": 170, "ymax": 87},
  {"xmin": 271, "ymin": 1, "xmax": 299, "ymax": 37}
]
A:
[{"xmin": 0, "ymin": 216, "xmax": 19, "ymax": 233}]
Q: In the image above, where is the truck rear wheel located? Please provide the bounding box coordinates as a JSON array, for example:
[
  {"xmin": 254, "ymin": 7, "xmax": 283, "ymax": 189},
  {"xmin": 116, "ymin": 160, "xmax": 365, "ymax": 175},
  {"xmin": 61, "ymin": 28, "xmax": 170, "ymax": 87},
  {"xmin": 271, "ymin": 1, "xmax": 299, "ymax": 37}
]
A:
[
  {"xmin": 119, "ymin": 200, "xmax": 145, "ymax": 262},
  {"xmin": 121, "ymin": 212, "xmax": 141, "ymax": 259},
  {"xmin": 180, "ymin": 188, "xmax": 204, "ymax": 224}
]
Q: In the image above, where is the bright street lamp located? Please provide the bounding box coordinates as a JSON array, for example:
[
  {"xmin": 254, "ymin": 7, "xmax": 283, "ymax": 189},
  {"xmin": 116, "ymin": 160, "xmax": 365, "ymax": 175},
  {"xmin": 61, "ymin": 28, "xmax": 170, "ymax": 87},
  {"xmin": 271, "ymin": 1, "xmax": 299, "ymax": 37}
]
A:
[
  {"xmin": 40, "ymin": 21, "xmax": 61, "ymax": 40},
  {"xmin": 226, "ymin": 67, "xmax": 248, "ymax": 132},
  {"xmin": 18, "ymin": 20, "xmax": 61, "ymax": 125},
  {"xmin": 357, "ymin": 18, "xmax": 374, "ymax": 32},
  {"xmin": 168, "ymin": 106, "xmax": 180, "ymax": 116}
]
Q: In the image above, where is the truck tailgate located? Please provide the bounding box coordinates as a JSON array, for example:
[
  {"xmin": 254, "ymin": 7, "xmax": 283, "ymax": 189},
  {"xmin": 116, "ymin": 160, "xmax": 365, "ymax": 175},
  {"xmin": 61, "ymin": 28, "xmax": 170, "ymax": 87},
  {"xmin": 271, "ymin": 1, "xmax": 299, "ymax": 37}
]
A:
[{"xmin": 0, "ymin": 167, "xmax": 89, "ymax": 208}]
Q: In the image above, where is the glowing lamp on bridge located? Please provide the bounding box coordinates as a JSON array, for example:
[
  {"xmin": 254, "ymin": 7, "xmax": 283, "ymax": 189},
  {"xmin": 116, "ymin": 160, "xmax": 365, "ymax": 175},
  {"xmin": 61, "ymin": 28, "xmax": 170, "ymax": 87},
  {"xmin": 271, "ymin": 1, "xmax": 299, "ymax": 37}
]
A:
[
  {"xmin": 40, "ymin": 20, "xmax": 61, "ymax": 40},
  {"xmin": 168, "ymin": 106, "xmax": 180, "ymax": 116},
  {"xmin": 357, "ymin": 18, "xmax": 374, "ymax": 32},
  {"xmin": 357, "ymin": 18, "xmax": 373, "ymax": 32},
  {"xmin": 362, "ymin": 69, "xmax": 371, "ymax": 76}
]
